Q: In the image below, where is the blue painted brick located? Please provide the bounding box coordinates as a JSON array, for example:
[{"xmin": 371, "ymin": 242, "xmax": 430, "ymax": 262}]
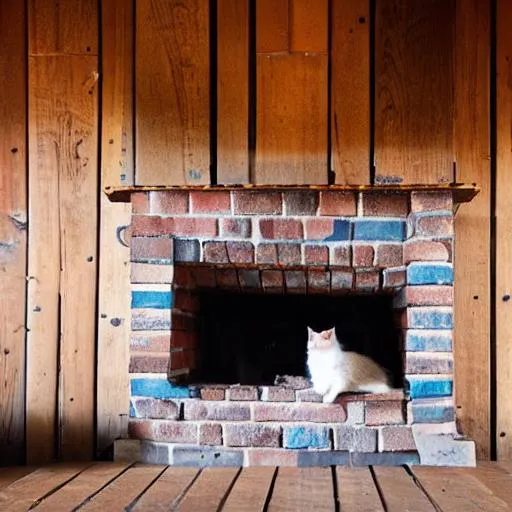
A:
[
  {"xmin": 131, "ymin": 378, "xmax": 190, "ymax": 399},
  {"xmin": 407, "ymin": 263, "xmax": 453, "ymax": 285},
  {"xmin": 406, "ymin": 330, "xmax": 452, "ymax": 351},
  {"xmin": 408, "ymin": 308, "xmax": 452, "ymax": 329},
  {"xmin": 411, "ymin": 402, "xmax": 454, "ymax": 423},
  {"xmin": 131, "ymin": 291, "xmax": 173, "ymax": 309},
  {"xmin": 129, "ymin": 402, "xmax": 136, "ymax": 418},
  {"xmin": 407, "ymin": 378, "xmax": 453, "ymax": 399},
  {"xmin": 323, "ymin": 220, "xmax": 351, "ymax": 241},
  {"xmin": 283, "ymin": 426, "xmax": 330, "ymax": 449},
  {"xmin": 353, "ymin": 220, "xmax": 405, "ymax": 241}
]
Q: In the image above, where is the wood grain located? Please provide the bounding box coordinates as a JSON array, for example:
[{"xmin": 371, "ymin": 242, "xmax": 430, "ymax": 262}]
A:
[
  {"xmin": 496, "ymin": 0, "xmax": 512, "ymax": 460},
  {"xmin": 29, "ymin": 0, "xmax": 98, "ymax": 55},
  {"xmin": 222, "ymin": 467, "xmax": 275, "ymax": 511},
  {"xmin": 96, "ymin": 0, "xmax": 134, "ymax": 456},
  {"xmin": 289, "ymin": 0, "xmax": 328, "ymax": 53},
  {"xmin": 27, "ymin": 55, "xmax": 99, "ymax": 462},
  {"xmin": 465, "ymin": 463, "xmax": 512, "ymax": 508},
  {"xmin": 256, "ymin": 0, "xmax": 289, "ymax": 53},
  {"xmin": 136, "ymin": 0, "xmax": 210, "ymax": 185},
  {"xmin": 336, "ymin": 467, "xmax": 384, "ymax": 511},
  {"xmin": 453, "ymin": 0, "xmax": 491, "ymax": 459},
  {"xmin": 0, "ymin": 0, "xmax": 27, "ymax": 466},
  {"xmin": 217, "ymin": 0, "xmax": 250, "ymax": 184},
  {"xmin": 331, "ymin": 0, "xmax": 370, "ymax": 184},
  {"xmin": 374, "ymin": 0, "xmax": 454, "ymax": 184},
  {"xmin": 0, "ymin": 468, "xmax": 37, "ymax": 492},
  {"xmin": 255, "ymin": 53, "xmax": 328, "ymax": 184}
]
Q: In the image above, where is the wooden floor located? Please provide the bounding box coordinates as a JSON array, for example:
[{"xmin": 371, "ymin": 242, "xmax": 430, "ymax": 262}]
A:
[{"xmin": 1, "ymin": 462, "xmax": 512, "ymax": 511}]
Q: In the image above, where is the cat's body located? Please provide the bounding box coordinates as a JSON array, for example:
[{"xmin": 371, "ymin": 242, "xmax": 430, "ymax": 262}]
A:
[{"xmin": 307, "ymin": 327, "xmax": 391, "ymax": 403}]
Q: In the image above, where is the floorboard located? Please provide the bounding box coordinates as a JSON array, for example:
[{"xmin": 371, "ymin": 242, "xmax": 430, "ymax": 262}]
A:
[
  {"xmin": 222, "ymin": 467, "xmax": 276, "ymax": 511},
  {"xmin": 0, "ymin": 467, "xmax": 38, "ymax": 491},
  {"xmin": 336, "ymin": 467, "xmax": 384, "ymax": 511}
]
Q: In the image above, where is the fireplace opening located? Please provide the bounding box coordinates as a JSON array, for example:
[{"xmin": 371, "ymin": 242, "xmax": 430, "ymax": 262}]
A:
[{"xmin": 191, "ymin": 290, "xmax": 403, "ymax": 387}]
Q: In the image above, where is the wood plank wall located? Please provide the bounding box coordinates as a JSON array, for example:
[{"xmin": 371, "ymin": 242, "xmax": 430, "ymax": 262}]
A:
[{"xmin": 1, "ymin": 0, "xmax": 511, "ymax": 464}]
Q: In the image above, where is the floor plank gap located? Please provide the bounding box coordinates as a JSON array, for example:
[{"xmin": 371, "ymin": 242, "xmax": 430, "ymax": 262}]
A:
[{"xmin": 262, "ymin": 467, "xmax": 279, "ymax": 512}]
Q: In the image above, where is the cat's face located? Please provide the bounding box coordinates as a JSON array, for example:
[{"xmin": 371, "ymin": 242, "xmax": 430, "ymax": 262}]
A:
[{"xmin": 307, "ymin": 327, "xmax": 336, "ymax": 349}]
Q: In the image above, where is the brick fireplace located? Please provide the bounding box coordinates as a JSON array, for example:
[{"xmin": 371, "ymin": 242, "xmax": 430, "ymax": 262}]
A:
[{"xmin": 112, "ymin": 186, "xmax": 478, "ymax": 467}]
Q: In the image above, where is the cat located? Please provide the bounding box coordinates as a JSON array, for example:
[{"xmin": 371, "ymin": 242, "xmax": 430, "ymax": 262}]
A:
[{"xmin": 306, "ymin": 326, "xmax": 392, "ymax": 403}]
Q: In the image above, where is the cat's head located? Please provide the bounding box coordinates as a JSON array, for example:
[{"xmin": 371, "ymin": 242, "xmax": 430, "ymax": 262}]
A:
[{"xmin": 307, "ymin": 326, "xmax": 337, "ymax": 350}]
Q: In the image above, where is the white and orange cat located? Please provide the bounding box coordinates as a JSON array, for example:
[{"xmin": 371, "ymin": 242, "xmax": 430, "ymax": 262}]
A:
[{"xmin": 307, "ymin": 327, "xmax": 391, "ymax": 403}]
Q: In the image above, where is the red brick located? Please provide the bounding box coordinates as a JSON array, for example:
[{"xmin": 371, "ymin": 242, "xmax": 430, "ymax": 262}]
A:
[
  {"xmin": 379, "ymin": 426, "xmax": 416, "ymax": 452},
  {"xmin": 260, "ymin": 219, "xmax": 303, "ymax": 240},
  {"xmin": 170, "ymin": 331, "xmax": 197, "ymax": 350},
  {"xmin": 132, "ymin": 216, "xmax": 217, "ymax": 237},
  {"xmin": 245, "ymin": 448, "xmax": 298, "ymax": 466},
  {"xmin": 261, "ymin": 270, "xmax": 284, "ymax": 290},
  {"xmin": 200, "ymin": 386, "xmax": 227, "ymax": 401},
  {"xmin": 224, "ymin": 424, "xmax": 281, "ymax": 447},
  {"xmin": 284, "ymin": 191, "xmax": 318, "ymax": 215},
  {"xmin": 173, "ymin": 266, "xmax": 195, "ymax": 287},
  {"xmin": 284, "ymin": 270, "xmax": 307, "ymax": 291},
  {"xmin": 361, "ymin": 193, "xmax": 408, "ymax": 217},
  {"xmin": 375, "ymin": 244, "xmax": 403, "ymax": 267},
  {"xmin": 304, "ymin": 245, "xmax": 329, "ymax": 265},
  {"xmin": 184, "ymin": 401, "xmax": 251, "ymax": 421},
  {"xmin": 129, "ymin": 353, "xmax": 169, "ymax": 373},
  {"xmin": 308, "ymin": 270, "xmax": 330, "ymax": 292},
  {"xmin": 304, "ymin": 218, "xmax": 334, "ymax": 240},
  {"xmin": 295, "ymin": 389, "xmax": 323, "ymax": 402},
  {"xmin": 383, "ymin": 267, "xmax": 406, "ymax": 288},
  {"xmin": 252, "ymin": 403, "xmax": 346, "ymax": 423},
  {"xmin": 131, "ymin": 263, "xmax": 174, "ymax": 284},
  {"xmin": 132, "ymin": 398, "xmax": 179, "ymax": 420},
  {"xmin": 366, "ymin": 401, "xmax": 405, "ymax": 426},
  {"xmin": 128, "ymin": 420, "xmax": 153, "ymax": 439},
  {"xmin": 355, "ymin": 270, "xmax": 380, "ymax": 291},
  {"xmin": 174, "ymin": 288, "xmax": 198, "ymax": 312},
  {"xmin": 203, "ymin": 241, "xmax": 229, "ymax": 263},
  {"xmin": 330, "ymin": 269, "xmax": 353, "ymax": 291},
  {"xmin": 169, "ymin": 349, "xmax": 196, "ymax": 370},
  {"xmin": 150, "ymin": 191, "xmax": 189, "ymax": 214},
  {"xmin": 403, "ymin": 240, "xmax": 450, "ymax": 264},
  {"xmin": 191, "ymin": 268, "xmax": 216, "ymax": 287},
  {"xmin": 131, "ymin": 332, "xmax": 171, "ymax": 352},
  {"xmin": 340, "ymin": 389, "xmax": 405, "ymax": 403},
  {"xmin": 330, "ymin": 244, "xmax": 351, "ymax": 266},
  {"xmin": 353, "ymin": 244, "xmax": 374, "ymax": 267},
  {"xmin": 416, "ymin": 214, "xmax": 453, "ymax": 237},
  {"xmin": 132, "ymin": 192, "xmax": 149, "ymax": 214},
  {"xmin": 319, "ymin": 191, "xmax": 357, "ymax": 216},
  {"xmin": 403, "ymin": 285, "xmax": 453, "ymax": 306},
  {"xmin": 277, "ymin": 243, "xmax": 302, "ymax": 265},
  {"xmin": 405, "ymin": 352, "xmax": 453, "ymax": 374},
  {"xmin": 256, "ymin": 243, "xmax": 278, "ymax": 264},
  {"xmin": 260, "ymin": 387, "xmax": 296, "ymax": 402},
  {"xmin": 227, "ymin": 386, "xmax": 259, "ymax": 401},
  {"xmin": 220, "ymin": 217, "xmax": 252, "ymax": 238},
  {"xmin": 216, "ymin": 268, "xmax": 239, "ymax": 288},
  {"xmin": 411, "ymin": 191, "xmax": 452, "ymax": 212},
  {"xmin": 190, "ymin": 191, "xmax": 231, "ymax": 213},
  {"xmin": 131, "ymin": 237, "xmax": 173, "ymax": 262},
  {"xmin": 226, "ymin": 241, "xmax": 254, "ymax": 263},
  {"xmin": 238, "ymin": 269, "xmax": 262, "ymax": 289},
  {"xmin": 153, "ymin": 421, "xmax": 198, "ymax": 443},
  {"xmin": 233, "ymin": 191, "xmax": 282, "ymax": 215},
  {"xmin": 199, "ymin": 423, "xmax": 223, "ymax": 445}
]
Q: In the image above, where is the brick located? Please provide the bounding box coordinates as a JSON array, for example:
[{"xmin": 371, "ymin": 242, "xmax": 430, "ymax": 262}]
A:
[
  {"xmin": 416, "ymin": 213, "xmax": 453, "ymax": 237},
  {"xmin": 131, "ymin": 237, "xmax": 173, "ymax": 263},
  {"xmin": 406, "ymin": 306, "xmax": 453, "ymax": 329},
  {"xmin": 200, "ymin": 386, "xmax": 227, "ymax": 401},
  {"xmin": 169, "ymin": 349, "xmax": 196, "ymax": 371},
  {"xmin": 331, "ymin": 269, "xmax": 353, "ymax": 291},
  {"xmin": 411, "ymin": 431, "xmax": 475, "ymax": 467},
  {"xmin": 238, "ymin": 269, "xmax": 261, "ymax": 289},
  {"xmin": 132, "ymin": 192, "xmax": 149, "ymax": 214},
  {"xmin": 199, "ymin": 423, "xmax": 223, "ymax": 445},
  {"xmin": 245, "ymin": 448, "xmax": 298, "ymax": 466},
  {"xmin": 192, "ymin": 268, "xmax": 216, "ymax": 287},
  {"xmin": 406, "ymin": 376, "xmax": 453, "ymax": 399},
  {"xmin": 173, "ymin": 288, "xmax": 198, "ymax": 312},
  {"xmin": 345, "ymin": 402, "xmax": 365, "ymax": 425},
  {"xmin": 352, "ymin": 244, "xmax": 374, "ymax": 267},
  {"xmin": 131, "ymin": 263, "xmax": 174, "ymax": 284},
  {"xmin": 129, "ymin": 354, "xmax": 169, "ymax": 373},
  {"xmin": 406, "ymin": 353, "xmax": 453, "ymax": 374},
  {"xmin": 150, "ymin": 191, "xmax": 189, "ymax": 214},
  {"xmin": 277, "ymin": 243, "xmax": 302, "ymax": 265},
  {"xmin": 220, "ymin": 217, "xmax": 252, "ymax": 238},
  {"xmin": 283, "ymin": 426, "xmax": 330, "ymax": 449},
  {"xmin": 304, "ymin": 245, "xmax": 329, "ymax": 265},
  {"xmin": 273, "ymin": 375, "xmax": 311, "ymax": 390},
  {"xmin": 284, "ymin": 191, "xmax": 318, "ymax": 215},
  {"xmin": 298, "ymin": 451, "xmax": 350, "ymax": 467},
  {"xmin": 366, "ymin": 401, "xmax": 405, "ymax": 426},
  {"xmin": 411, "ymin": 191, "xmax": 452, "ymax": 212},
  {"xmin": 295, "ymin": 389, "xmax": 322, "ymax": 402},
  {"xmin": 361, "ymin": 193, "xmax": 408, "ymax": 217},
  {"xmin": 335, "ymin": 426, "xmax": 377, "ymax": 452},
  {"xmin": 129, "ymin": 420, "xmax": 197, "ymax": 443},
  {"xmin": 172, "ymin": 445, "xmax": 244, "ymax": 466},
  {"xmin": 260, "ymin": 219, "xmax": 303, "ymax": 240},
  {"xmin": 256, "ymin": 243, "xmax": 278, "ymax": 264},
  {"xmin": 173, "ymin": 266, "xmax": 195, "ymax": 287},
  {"xmin": 405, "ymin": 330, "xmax": 452, "ymax": 352},
  {"xmin": 227, "ymin": 386, "xmax": 259, "ymax": 401},
  {"xmin": 253, "ymin": 403, "xmax": 346, "ymax": 423},
  {"xmin": 284, "ymin": 270, "xmax": 307, "ymax": 291},
  {"xmin": 407, "ymin": 263, "xmax": 453, "ymax": 285},
  {"xmin": 184, "ymin": 401, "xmax": 251, "ymax": 421},
  {"xmin": 224, "ymin": 424, "xmax": 281, "ymax": 447},
  {"xmin": 216, "ymin": 268, "xmax": 239, "ymax": 288},
  {"xmin": 139, "ymin": 441, "xmax": 170, "ymax": 464},
  {"xmin": 132, "ymin": 216, "xmax": 217, "ymax": 237},
  {"xmin": 355, "ymin": 270, "xmax": 380, "ymax": 291},
  {"xmin": 190, "ymin": 191, "xmax": 231, "ymax": 214},
  {"xmin": 260, "ymin": 387, "xmax": 296, "ymax": 402},
  {"xmin": 304, "ymin": 218, "xmax": 334, "ymax": 240},
  {"xmin": 132, "ymin": 290, "xmax": 173, "ymax": 309},
  {"xmin": 132, "ymin": 309, "xmax": 171, "ymax": 331},
  {"xmin": 226, "ymin": 241, "xmax": 254, "ymax": 264},
  {"xmin": 131, "ymin": 398, "xmax": 179, "ymax": 420},
  {"xmin": 261, "ymin": 270, "xmax": 284, "ymax": 290},
  {"xmin": 131, "ymin": 332, "xmax": 171, "ymax": 353},
  {"xmin": 203, "ymin": 241, "xmax": 229, "ymax": 263},
  {"xmin": 319, "ymin": 191, "xmax": 357, "ymax": 216},
  {"xmin": 174, "ymin": 239, "xmax": 201, "ymax": 263},
  {"xmin": 379, "ymin": 426, "xmax": 416, "ymax": 452},
  {"xmin": 128, "ymin": 420, "xmax": 152, "ymax": 440},
  {"xmin": 375, "ymin": 244, "xmax": 402, "ymax": 267},
  {"xmin": 233, "ymin": 191, "xmax": 282, "ymax": 214},
  {"xmin": 382, "ymin": 267, "xmax": 406, "ymax": 289},
  {"xmin": 307, "ymin": 270, "xmax": 330, "ymax": 292},
  {"xmin": 350, "ymin": 451, "xmax": 419, "ymax": 466},
  {"xmin": 340, "ymin": 389, "xmax": 405, "ymax": 403},
  {"xmin": 170, "ymin": 331, "xmax": 198, "ymax": 350},
  {"xmin": 330, "ymin": 244, "xmax": 351, "ymax": 266},
  {"xmin": 410, "ymin": 398, "xmax": 455, "ymax": 423},
  {"xmin": 398, "ymin": 285, "xmax": 453, "ymax": 306},
  {"xmin": 324, "ymin": 220, "xmax": 351, "ymax": 241},
  {"xmin": 403, "ymin": 240, "xmax": 450, "ymax": 264},
  {"xmin": 353, "ymin": 220, "xmax": 405, "ymax": 241}
]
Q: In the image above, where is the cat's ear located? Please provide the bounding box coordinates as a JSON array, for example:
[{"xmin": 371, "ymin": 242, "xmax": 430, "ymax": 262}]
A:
[
  {"xmin": 325, "ymin": 327, "xmax": 336, "ymax": 339},
  {"xmin": 307, "ymin": 326, "xmax": 315, "ymax": 341}
]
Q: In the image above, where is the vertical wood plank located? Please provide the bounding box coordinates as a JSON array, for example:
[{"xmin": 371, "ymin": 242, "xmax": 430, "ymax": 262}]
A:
[
  {"xmin": 256, "ymin": 0, "xmax": 289, "ymax": 53},
  {"xmin": 289, "ymin": 0, "xmax": 328, "ymax": 53},
  {"xmin": 97, "ymin": 0, "xmax": 134, "ymax": 456},
  {"xmin": 136, "ymin": 0, "xmax": 210, "ymax": 185},
  {"xmin": 495, "ymin": 0, "xmax": 512, "ymax": 460},
  {"xmin": 217, "ymin": 0, "xmax": 250, "ymax": 184},
  {"xmin": 255, "ymin": 53, "xmax": 328, "ymax": 184},
  {"xmin": 453, "ymin": 0, "xmax": 491, "ymax": 459},
  {"xmin": 331, "ymin": 0, "xmax": 370, "ymax": 184},
  {"xmin": 0, "ymin": 0, "xmax": 27, "ymax": 466},
  {"xmin": 374, "ymin": 0, "xmax": 455, "ymax": 184}
]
